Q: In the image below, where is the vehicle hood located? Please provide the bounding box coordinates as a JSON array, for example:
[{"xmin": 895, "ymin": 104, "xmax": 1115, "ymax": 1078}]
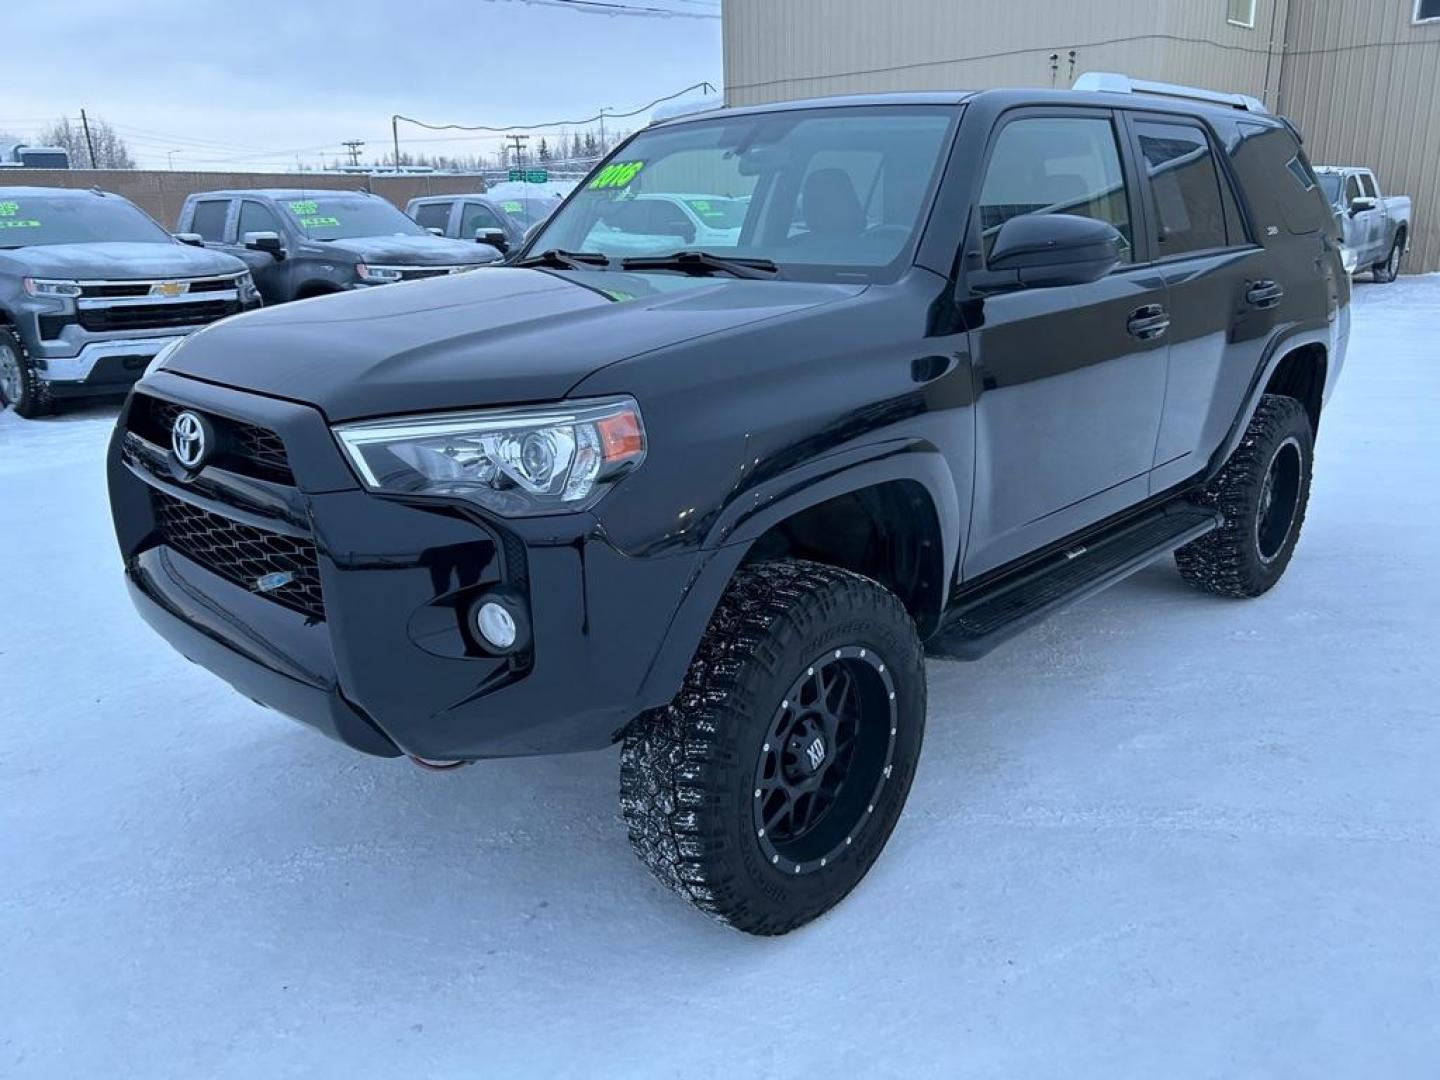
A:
[
  {"xmin": 311, "ymin": 234, "xmax": 501, "ymax": 266},
  {"xmin": 162, "ymin": 267, "xmax": 864, "ymax": 421},
  {"xmin": 0, "ymin": 241, "xmax": 246, "ymax": 280}
]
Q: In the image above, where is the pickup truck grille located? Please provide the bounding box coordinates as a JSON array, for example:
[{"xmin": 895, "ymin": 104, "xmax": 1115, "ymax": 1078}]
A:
[
  {"xmin": 151, "ymin": 489, "xmax": 326, "ymax": 621},
  {"xmin": 79, "ymin": 277, "xmax": 239, "ymax": 299},
  {"xmin": 130, "ymin": 393, "xmax": 294, "ymax": 485},
  {"xmin": 78, "ymin": 298, "xmax": 239, "ymax": 333},
  {"xmin": 401, "ymin": 267, "xmax": 455, "ymax": 280}
]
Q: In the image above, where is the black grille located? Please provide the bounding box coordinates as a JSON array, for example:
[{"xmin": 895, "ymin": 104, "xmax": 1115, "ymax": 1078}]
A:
[
  {"xmin": 78, "ymin": 299, "xmax": 238, "ymax": 332},
  {"xmin": 130, "ymin": 394, "xmax": 294, "ymax": 485},
  {"xmin": 152, "ymin": 490, "xmax": 325, "ymax": 620},
  {"xmin": 401, "ymin": 267, "xmax": 454, "ymax": 280},
  {"xmin": 37, "ymin": 314, "xmax": 72, "ymax": 340}
]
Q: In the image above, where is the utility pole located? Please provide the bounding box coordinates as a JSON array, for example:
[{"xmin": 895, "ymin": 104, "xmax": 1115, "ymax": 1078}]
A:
[
  {"xmin": 505, "ymin": 134, "xmax": 529, "ymax": 172},
  {"xmin": 342, "ymin": 139, "xmax": 365, "ymax": 167},
  {"xmin": 598, "ymin": 107, "xmax": 608, "ymax": 154},
  {"xmin": 391, "ymin": 115, "xmax": 401, "ymax": 173},
  {"xmin": 79, "ymin": 108, "xmax": 97, "ymax": 168}
]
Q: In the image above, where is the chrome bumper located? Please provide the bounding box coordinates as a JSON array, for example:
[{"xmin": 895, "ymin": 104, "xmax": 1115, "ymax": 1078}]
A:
[{"xmin": 37, "ymin": 337, "xmax": 187, "ymax": 383}]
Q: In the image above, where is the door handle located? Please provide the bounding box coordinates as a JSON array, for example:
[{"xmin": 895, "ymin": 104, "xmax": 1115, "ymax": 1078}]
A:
[
  {"xmin": 1246, "ymin": 280, "xmax": 1285, "ymax": 308},
  {"xmin": 1127, "ymin": 304, "xmax": 1171, "ymax": 341}
]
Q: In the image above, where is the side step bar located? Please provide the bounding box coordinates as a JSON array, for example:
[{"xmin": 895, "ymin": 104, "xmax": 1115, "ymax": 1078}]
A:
[{"xmin": 927, "ymin": 503, "xmax": 1222, "ymax": 661}]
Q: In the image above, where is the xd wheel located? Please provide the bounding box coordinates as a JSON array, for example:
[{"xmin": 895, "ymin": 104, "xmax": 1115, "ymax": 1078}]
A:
[{"xmin": 620, "ymin": 559, "xmax": 926, "ymax": 936}]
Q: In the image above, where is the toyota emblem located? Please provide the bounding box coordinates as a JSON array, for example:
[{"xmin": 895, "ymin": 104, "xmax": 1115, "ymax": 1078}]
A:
[{"xmin": 171, "ymin": 410, "xmax": 210, "ymax": 469}]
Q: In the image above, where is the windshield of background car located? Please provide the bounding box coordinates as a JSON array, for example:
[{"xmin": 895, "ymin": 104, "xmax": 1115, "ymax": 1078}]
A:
[
  {"xmin": 280, "ymin": 196, "xmax": 429, "ymax": 240},
  {"xmin": 0, "ymin": 195, "xmax": 172, "ymax": 247},
  {"xmin": 1317, "ymin": 174, "xmax": 1343, "ymax": 205},
  {"xmin": 528, "ymin": 105, "xmax": 958, "ymax": 281}
]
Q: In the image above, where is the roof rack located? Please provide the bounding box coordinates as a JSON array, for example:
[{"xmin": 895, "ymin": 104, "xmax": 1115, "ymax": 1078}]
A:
[{"xmin": 1073, "ymin": 71, "xmax": 1268, "ymax": 114}]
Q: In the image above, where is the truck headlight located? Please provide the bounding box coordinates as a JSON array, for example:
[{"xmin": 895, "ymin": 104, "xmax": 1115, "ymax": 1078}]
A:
[
  {"xmin": 1339, "ymin": 245, "xmax": 1358, "ymax": 274},
  {"xmin": 333, "ymin": 397, "xmax": 646, "ymax": 516},
  {"xmin": 355, "ymin": 263, "xmax": 403, "ymax": 283},
  {"xmin": 23, "ymin": 277, "xmax": 82, "ymax": 298},
  {"xmin": 235, "ymin": 271, "xmax": 260, "ymax": 299}
]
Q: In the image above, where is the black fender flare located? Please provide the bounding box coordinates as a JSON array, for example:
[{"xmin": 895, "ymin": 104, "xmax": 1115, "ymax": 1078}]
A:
[
  {"xmin": 633, "ymin": 439, "xmax": 961, "ymax": 709},
  {"xmin": 1206, "ymin": 321, "xmax": 1334, "ymax": 482}
]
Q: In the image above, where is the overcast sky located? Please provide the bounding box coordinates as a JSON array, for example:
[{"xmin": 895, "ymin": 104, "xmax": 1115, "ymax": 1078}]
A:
[{"xmin": 1, "ymin": 0, "xmax": 722, "ymax": 170}]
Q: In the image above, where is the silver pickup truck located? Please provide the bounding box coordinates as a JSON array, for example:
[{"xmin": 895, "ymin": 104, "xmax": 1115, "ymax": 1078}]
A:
[{"xmin": 1314, "ymin": 165, "xmax": 1412, "ymax": 282}]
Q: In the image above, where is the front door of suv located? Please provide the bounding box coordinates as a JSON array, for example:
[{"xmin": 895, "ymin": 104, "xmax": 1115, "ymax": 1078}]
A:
[{"xmin": 961, "ymin": 109, "xmax": 1169, "ymax": 578}]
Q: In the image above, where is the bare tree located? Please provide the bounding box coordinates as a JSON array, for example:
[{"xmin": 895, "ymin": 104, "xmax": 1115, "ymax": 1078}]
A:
[{"xmin": 37, "ymin": 116, "xmax": 135, "ymax": 169}]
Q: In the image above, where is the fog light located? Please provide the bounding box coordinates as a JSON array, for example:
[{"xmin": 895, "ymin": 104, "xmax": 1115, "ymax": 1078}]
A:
[{"xmin": 475, "ymin": 601, "xmax": 517, "ymax": 649}]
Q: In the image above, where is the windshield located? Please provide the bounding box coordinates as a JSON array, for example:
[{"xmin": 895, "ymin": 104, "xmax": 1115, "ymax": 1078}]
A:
[
  {"xmin": 1317, "ymin": 174, "xmax": 1343, "ymax": 205},
  {"xmin": 279, "ymin": 196, "xmax": 428, "ymax": 240},
  {"xmin": 0, "ymin": 194, "xmax": 171, "ymax": 247},
  {"xmin": 527, "ymin": 105, "xmax": 957, "ymax": 281}
]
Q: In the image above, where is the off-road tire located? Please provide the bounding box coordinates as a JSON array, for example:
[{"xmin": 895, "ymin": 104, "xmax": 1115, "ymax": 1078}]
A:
[
  {"xmin": 1175, "ymin": 394, "xmax": 1313, "ymax": 598},
  {"xmin": 1371, "ymin": 234, "xmax": 1404, "ymax": 284},
  {"xmin": 620, "ymin": 559, "xmax": 926, "ymax": 936},
  {"xmin": 0, "ymin": 327, "xmax": 52, "ymax": 419}
]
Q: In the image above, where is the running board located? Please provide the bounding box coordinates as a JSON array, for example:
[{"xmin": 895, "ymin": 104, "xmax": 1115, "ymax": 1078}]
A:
[{"xmin": 927, "ymin": 503, "xmax": 1222, "ymax": 661}]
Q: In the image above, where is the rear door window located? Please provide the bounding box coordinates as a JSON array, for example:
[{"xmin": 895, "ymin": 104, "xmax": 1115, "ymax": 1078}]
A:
[
  {"xmin": 977, "ymin": 115, "xmax": 1134, "ymax": 262},
  {"xmin": 189, "ymin": 200, "xmax": 230, "ymax": 243},
  {"xmin": 1131, "ymin": 119, "xmax": 1230, "ymax": 257},
  {"xmin": 1359, "ymin": 173, "xmax": 1378, "ymax": 199},
  {"xmin": 412, "ymin": 201, "xmax": 453, "ymax": 232}
]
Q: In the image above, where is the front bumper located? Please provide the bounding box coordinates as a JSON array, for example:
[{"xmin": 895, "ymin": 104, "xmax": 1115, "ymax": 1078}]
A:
[{"xmin": 108, "ymin": 372, "xmax": 702, "ymax": 760}]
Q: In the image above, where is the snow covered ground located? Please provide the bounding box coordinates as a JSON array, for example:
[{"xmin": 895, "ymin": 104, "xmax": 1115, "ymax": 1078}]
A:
[{"xmin": 3, "ymin": 277, "xmax": 1439, "ymax": 1079}]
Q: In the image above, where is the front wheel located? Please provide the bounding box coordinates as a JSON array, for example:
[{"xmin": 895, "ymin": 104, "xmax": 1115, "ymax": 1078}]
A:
[
  {"xmin": 0, "ymin": 328, "xmax": 52, "ymax": 418},
  {"xmin": 620, "ymin": 560, "xmax": 926, "ymax": 935},
  {"xmin": 1372, "ymin": 235, "xmax": 1404, "ymax": 284}
]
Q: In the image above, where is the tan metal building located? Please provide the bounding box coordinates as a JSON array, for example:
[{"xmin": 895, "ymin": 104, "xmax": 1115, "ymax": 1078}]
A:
[{"xmin": 723, "ymin": 0, "xmax": 1440, "ymax": 271}]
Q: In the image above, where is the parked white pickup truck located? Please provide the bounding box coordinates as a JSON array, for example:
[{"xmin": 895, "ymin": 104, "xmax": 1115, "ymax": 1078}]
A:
[{"xmin": 1314, "ymin": 166, "xmax": 1412, "ymax": 282}]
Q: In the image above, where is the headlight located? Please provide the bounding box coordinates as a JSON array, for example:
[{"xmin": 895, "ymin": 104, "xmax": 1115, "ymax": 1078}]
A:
[
  {"xmin": 1339, "ymin": 245, "xmax": 1358, "ymax": 274},
  {"xmin": 23, "ymin": 277, "xmax": 82, "ymax": 298},
  {"xmin": 235, "ymin": 271, "xmax": 259, "ymax": 296},
  {"xmin": 333, "ymin": 397, "xmax": 646, "ymax": 517},
  {"xmin": 355, "ymin": 263, "xmax": 403, "ymax": 283},
  {"xmin": 143, "ymin": 338, "xmax": 184, "ymax": 378}
]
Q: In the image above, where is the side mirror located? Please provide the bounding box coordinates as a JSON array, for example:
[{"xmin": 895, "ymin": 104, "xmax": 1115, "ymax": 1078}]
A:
[
  {"xmin": 476, "ymin": 227, "xmax": 508, "ymax": 253},
  {"xmin": 978, "ymin": 213, "xmax": 1122, "ymax": 290},
  {"xmin": 173, "ymin": 232, "xmax": 205, "ymax": 247},
  {"xmin": 1348, "ymin": 195, "xmax": 1377, "ymax": 216},
  {"xmin": 426, "ymin": 226, "xmax": 444, "ymax": 236},
  {"xmin": 244, "ymin": 230, "xmax": 285, "ymax": 259}
]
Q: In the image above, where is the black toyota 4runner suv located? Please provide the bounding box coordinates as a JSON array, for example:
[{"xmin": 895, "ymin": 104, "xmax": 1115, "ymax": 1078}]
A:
[{"xmin": 109, "ymin": 76, "xmax": 1348, "ymax": 935}]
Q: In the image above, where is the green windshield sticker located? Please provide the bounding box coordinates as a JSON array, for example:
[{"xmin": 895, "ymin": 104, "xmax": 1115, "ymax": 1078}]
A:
[
  {"xmin": 500, "ymin": 200, "xmax": 524, "ymax": 213},
  {"xmin": 685, "ymin": 199, "xmax": 726, "ymax": 220},
  {"xmin": 0, "ymin": 201, "xmax": 18, "ymax": 216},
  {"xmin": 589, "ymin": 161, "xmax": 645, "ymax": 190},
  {"xmin": 298, "ymin": 216, "xmax": 340, "ymax": 229},
  {"xmin": 0, "ymin": 219, "xmax": 41, "ymax": 229},
  {"xmin": 288, "ymin": 200, "xmax": 319, "ymax": 215}
]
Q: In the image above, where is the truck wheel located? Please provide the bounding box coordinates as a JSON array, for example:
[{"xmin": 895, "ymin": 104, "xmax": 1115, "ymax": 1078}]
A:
[
  {"xmin": 1175, "ymin": 394, "xmax": 1313, "ymax": 598},
  {"xmin": 1371, "ymin": 235, "xmax": 1404, "ymax": 284},
  {"xmin": 620, "ymin": 560, "xmax": 926, "ymax": 935},
  {"xmin": 0, "ymin": 328, "xmax": 52, "ymax": 419}
]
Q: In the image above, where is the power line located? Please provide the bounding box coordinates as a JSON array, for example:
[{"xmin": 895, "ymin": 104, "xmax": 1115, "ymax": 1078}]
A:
[
  {"xmin": 487, "ymin": 0, "xmax": 720, "ymax": 19},
  {"xmin": 394, "ymin": 80, "xmax": 716, "ymax": 136}
]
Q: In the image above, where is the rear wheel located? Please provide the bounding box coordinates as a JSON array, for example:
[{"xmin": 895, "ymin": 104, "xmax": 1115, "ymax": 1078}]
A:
[
  {"xmin": 620, "ymin": 560, "xmax": 926, "ymax": 935},
  {"xmin": 1372, "ymin": 234, "xmax": 1404, "ymax": 284},
  {"xmin": 0, "ymin": 328, "xmax": 52, "ymax": 419},
  {"xmin": 1175, "ymin": 394, "xmax": 1313, "ymax": 598}
]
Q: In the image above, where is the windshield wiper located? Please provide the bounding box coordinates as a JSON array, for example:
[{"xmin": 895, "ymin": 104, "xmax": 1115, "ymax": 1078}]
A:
[
  {"xmin": 513, "ymin": 249, "xmax": 612, "ymax": 271},
  {"xmin": 620, "ymin": 251, "xmax": 780, "ymax": 279}
]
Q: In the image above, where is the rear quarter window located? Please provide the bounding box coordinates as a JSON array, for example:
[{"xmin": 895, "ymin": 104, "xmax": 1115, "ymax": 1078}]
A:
[{"xmin": 1230, "ymin": 122, "xmax": 1333, "ymax": 236}]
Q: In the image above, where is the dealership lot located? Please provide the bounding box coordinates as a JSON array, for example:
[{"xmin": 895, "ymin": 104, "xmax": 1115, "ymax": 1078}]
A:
[{"xmin": 3, "ymin": 277, "xmax": 1438, "ymax": 1076}]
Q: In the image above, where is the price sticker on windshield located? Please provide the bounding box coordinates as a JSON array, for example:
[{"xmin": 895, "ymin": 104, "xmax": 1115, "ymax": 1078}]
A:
[
  {"xmin": 288, "ymin": 200, "xmax": 319, "ymax": 215},
  {"xmin": 501, "ymin": 200, "xmax": 524, "ymax": 213},
  {"xmin": 298, "ymin": 216, "xmax": 340, "ymax": 228},
  {"xmin": 0, "ymin": 202, "xmax": 40, "ymax": 228},
  {"xmin": 589, "ymin": 161, "xmax": 645, "ymax": 190}
]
